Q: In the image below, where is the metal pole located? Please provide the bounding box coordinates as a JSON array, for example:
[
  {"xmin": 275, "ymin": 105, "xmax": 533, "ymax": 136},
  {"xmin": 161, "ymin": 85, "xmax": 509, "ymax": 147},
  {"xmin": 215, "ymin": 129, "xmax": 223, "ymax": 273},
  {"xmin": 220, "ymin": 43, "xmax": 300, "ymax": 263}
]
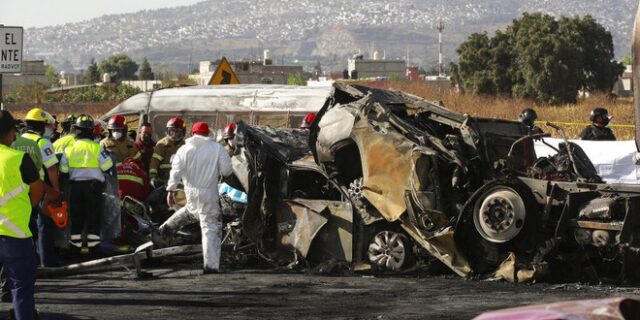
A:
[
  {"xmin": 437, "ymin": 20, "xmax": 445, "ymax": 77},
  {"xmin": 0, "ymin": 73, "xmax": 4, "ymax": 110}
]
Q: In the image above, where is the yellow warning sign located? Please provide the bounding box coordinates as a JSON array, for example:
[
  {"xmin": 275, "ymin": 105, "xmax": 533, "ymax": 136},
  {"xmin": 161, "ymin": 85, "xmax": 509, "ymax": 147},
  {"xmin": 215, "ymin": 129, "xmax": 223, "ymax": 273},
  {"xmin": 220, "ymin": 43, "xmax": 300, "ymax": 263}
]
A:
[{"xmin": 207, "ymin": 57, "xmax": 239, "ymax": 85}]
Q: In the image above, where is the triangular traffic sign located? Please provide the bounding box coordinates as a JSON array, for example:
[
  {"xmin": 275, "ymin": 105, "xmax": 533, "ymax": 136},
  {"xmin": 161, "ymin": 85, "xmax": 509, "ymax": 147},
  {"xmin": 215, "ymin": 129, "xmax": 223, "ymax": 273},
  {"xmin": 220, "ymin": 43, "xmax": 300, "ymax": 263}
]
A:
[{"xmin": 207, "ymin": 57, "xmax": 240, "ymax": 85}]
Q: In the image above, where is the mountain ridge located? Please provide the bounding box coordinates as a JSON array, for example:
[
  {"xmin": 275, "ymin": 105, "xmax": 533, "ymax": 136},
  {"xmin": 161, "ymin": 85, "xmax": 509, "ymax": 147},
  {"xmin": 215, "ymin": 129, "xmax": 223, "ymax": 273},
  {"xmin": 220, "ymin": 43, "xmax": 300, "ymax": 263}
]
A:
[{"xmin": 23, "ymin": 0, "xmax": 638, "ymax": 73}]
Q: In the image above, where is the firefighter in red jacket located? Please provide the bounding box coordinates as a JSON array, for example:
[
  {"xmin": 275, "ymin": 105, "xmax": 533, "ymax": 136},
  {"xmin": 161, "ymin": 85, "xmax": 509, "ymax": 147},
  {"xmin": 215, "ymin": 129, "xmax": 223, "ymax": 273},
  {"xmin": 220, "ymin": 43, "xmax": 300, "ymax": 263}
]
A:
[
  {"xmin": 133, "ymin": 122, "xmax": 155, "ymax": 174},
  {"xmin": 116, "ymin": 157, "xmax": 150, "ymax": 202}
]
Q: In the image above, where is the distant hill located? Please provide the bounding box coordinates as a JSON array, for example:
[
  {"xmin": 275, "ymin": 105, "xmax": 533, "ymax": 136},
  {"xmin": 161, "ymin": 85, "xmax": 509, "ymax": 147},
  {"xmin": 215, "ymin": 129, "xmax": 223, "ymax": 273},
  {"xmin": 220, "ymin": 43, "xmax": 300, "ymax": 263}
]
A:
[{"xmin": 23, "ymin": 0, "xmax": 638, "ymax": 73}]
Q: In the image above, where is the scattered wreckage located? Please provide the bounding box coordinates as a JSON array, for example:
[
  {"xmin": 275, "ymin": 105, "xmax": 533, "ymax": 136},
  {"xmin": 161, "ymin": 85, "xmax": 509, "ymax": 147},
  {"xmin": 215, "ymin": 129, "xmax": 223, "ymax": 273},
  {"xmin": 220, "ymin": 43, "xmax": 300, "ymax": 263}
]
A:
[
  {"xmin": 231, "ymin": 83, "xmax": 640, "ymax": 283},
  {"xmin": 43, "ymin": 83, "xmax": 640, "ymax": 284}
]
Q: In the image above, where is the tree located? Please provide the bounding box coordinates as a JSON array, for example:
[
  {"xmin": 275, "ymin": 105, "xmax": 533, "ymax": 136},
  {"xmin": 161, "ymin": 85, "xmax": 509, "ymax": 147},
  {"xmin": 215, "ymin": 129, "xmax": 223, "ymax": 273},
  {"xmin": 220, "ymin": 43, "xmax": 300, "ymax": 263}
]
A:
[
  {"xmin": 622, "ymin": 55, "xmax": 633, "ymax": 66},
  {"xmin": 86, "ymin": 58, "xmax": 100, "ymax": 83},
  {"xmin": 45, "ymin": 65, "xmax": 60, "ymax": 87},
  {"xmin": 99, "ymin": 54, "xmax": 139, "ymax": 81},
  {"xmin": 449, "ymin": 32, "xmax": 496, "ymax": 95},
  {"xmin": 558, "ymin": 15, "xmax": 624, "ymax": 93},
  {"xmin": 508, "ymin": 13, "xmax": 581, "ymax": 104},
  {"xmin": 287, "ymin": 72, "xmax": 305, "ymax": 86},
  {"xmin": 138, "ymin": 57, "xmax": 154, "ymax": 80},
  {"xmin": 449, "ymin": 13, "xmax": 624, "ymax": 104}
]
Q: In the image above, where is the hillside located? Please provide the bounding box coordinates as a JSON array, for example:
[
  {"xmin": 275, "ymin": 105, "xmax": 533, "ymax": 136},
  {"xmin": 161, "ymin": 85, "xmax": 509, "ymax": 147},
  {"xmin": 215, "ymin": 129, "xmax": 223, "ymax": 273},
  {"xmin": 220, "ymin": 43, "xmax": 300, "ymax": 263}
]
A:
[{"xmin": 23, "ymin": 0, "xmax": 638, "ymax": 73}]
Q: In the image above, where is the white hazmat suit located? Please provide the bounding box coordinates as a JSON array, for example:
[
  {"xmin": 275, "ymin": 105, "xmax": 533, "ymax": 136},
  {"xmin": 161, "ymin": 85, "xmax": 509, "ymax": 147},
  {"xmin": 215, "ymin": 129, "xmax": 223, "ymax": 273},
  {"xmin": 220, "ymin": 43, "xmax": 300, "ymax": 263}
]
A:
[{"xmin": 162, "ymin": 134, "xmax": 232, "ymax": 271}]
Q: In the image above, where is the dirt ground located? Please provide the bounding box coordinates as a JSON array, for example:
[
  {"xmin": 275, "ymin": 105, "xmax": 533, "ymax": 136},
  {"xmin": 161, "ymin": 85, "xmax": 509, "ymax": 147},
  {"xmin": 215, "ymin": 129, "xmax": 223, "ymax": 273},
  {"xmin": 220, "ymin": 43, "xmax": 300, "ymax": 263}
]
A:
[{"xmin": 2, "ymin": 261, "xmax": 639, "ymax": 320}]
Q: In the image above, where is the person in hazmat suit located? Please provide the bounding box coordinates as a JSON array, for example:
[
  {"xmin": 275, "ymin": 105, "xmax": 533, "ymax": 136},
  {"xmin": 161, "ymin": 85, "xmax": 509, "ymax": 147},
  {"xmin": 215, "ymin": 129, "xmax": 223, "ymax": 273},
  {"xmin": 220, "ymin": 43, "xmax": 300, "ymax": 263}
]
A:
[{"xmin": 158, "ymin": 122, "xmax": 232, "ymax": 273}]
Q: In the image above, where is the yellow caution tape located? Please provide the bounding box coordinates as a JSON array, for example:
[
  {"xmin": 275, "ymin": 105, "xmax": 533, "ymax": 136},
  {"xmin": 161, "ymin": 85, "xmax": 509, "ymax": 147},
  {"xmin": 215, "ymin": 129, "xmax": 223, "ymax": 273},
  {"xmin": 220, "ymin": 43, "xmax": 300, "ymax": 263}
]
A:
[{"xmin": 540, "ymin": 121, "xmax": 636, "ymax": 129}]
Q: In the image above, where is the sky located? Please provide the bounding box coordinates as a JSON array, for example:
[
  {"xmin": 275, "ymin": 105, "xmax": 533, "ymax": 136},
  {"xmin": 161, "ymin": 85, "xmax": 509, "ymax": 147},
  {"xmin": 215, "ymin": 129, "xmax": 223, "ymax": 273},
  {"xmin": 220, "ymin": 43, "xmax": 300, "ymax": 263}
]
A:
[{"xmin": 1, "ymin": 0, "xmax": 205, "ymax": 28}]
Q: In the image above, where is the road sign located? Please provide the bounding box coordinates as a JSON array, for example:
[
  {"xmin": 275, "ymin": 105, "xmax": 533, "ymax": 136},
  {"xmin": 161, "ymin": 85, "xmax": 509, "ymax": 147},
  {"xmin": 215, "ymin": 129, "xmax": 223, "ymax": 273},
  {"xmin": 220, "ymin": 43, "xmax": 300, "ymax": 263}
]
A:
[
  {"xmin": 0, "ymin": 26, "xmax": 23, "ymax": 73},
  {"xmin": 207, "ymin": 57, "xmax": 239, "ymax": 85}
]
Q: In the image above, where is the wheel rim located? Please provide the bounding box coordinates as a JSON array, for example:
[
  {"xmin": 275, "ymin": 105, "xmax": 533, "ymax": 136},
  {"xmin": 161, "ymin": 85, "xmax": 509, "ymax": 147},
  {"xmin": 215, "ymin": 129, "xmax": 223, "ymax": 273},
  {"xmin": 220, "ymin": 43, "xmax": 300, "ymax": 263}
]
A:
[
  {"xmin": 367, "ymin": 231, "xmax": 406, "ymax": 271},
  {"xmin": 348, "ymin": 177, "xmax": 365, "ymax": 201},
  {"xmin": 473, "ymin": 188, "xmax": 526, "ymax": 244}
]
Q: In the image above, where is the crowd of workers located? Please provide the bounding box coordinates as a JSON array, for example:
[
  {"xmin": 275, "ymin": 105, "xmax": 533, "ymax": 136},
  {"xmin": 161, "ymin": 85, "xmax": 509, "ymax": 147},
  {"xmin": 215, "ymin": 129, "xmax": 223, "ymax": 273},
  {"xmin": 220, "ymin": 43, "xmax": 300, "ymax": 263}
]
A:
[
  {"xmin": 518, "ymin": 106, "xmax": 617, "ymax": 141},
  {"xmin": 0, "ymin": 106, "xmax": 317, "ymax": 319}
]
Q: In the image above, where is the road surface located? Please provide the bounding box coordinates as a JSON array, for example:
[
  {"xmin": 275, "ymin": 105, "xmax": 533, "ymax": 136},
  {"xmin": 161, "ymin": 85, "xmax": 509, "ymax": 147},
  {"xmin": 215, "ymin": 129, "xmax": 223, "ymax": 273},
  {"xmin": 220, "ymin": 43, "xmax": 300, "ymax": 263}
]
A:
[{"xmin": 3, "ymin": 261, "xmax": 639, "ymax": 320}]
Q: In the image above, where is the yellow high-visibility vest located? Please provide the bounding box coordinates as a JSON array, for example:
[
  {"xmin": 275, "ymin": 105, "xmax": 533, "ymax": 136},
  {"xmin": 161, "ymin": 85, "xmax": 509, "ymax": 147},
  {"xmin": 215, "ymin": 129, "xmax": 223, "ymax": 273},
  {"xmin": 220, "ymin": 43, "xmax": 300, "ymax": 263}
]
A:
[
  {"xmin": 54, "ymin": 134, "xmax": 76, "ymax": 154},
  {"xmin": 0, "ymin": 145, "xmax": 32, "ymax": 239},
  {"xmin": 64, "ymin": 140, "xmax": 100, "ymax": 169}
]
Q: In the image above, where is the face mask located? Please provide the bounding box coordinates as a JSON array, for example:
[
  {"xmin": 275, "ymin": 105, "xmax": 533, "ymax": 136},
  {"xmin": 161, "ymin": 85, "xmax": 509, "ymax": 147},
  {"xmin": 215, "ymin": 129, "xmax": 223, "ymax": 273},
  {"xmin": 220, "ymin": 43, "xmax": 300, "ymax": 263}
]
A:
[
  {"xmin": 142, "ymin": 134, "xmax": 153, "ymax": 143},
  {"xmin": 170, "ymin": 131, "xmax": 184, "ymax": 142},
  {"xmin": 44, "ymin": 127, "xmax": 54, "ymax": 139},
  {"xmin": 112, "ymin": 131, "xmax": 123, "ymax": 140}
]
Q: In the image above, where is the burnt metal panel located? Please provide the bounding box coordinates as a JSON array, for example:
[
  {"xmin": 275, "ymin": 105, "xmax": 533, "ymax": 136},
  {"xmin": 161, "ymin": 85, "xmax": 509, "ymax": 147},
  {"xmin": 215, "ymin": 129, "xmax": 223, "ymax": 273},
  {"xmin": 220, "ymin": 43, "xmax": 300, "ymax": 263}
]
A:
[{"xmin": 277, "ymin": 200, "xmax": 329, "ymax": 258}]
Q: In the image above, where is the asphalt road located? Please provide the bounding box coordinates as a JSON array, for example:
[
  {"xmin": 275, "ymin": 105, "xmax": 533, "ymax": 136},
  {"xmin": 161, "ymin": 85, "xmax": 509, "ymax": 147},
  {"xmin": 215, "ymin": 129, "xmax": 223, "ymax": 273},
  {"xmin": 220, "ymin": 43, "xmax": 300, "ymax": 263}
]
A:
[{"xmin": 3, "ymin": 261, "xmax": 640, "ymax": 320}]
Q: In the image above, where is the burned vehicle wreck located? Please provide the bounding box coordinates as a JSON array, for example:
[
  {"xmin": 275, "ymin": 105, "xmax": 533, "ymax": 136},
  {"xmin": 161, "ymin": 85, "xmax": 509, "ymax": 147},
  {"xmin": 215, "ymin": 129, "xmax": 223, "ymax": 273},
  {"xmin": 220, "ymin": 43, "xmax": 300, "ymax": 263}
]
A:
[
  {"xmin": 227, "ymin": 83, "xmax": 640, "ymax": 283},
  {"xmin": 284, "ymin": 83, "xmax": 640, "ymax": 283},
  {"xmin": 232, "ymin": 123, "xmax": 357, "ymax": 270}
]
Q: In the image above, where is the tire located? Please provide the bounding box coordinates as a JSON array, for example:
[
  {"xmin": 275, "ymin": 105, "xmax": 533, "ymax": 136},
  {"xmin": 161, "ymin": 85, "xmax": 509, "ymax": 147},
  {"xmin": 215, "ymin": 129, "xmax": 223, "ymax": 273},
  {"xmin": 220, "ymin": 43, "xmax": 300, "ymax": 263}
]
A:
[
  {"xmin": 457, "ymin": 182, "xmax": 540, "ymax": 274},
  {"xmin": 367, "ymin": 229, "xmax": 415, "ymax": 272}
]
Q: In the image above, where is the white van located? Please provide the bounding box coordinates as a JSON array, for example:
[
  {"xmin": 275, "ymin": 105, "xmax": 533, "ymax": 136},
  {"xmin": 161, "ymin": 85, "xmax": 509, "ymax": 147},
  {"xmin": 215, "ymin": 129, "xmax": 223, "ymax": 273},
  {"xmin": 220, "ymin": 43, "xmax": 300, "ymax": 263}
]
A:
[{"xmin": 102, "ymin": 84, "xmax": 332, "ymax": 140}]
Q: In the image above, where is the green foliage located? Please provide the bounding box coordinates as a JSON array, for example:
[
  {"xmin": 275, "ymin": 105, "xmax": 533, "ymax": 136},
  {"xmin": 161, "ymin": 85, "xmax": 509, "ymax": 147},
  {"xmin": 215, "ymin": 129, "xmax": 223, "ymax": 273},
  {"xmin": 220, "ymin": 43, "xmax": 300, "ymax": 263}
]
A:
[
  {"xmin": 450, "ymin": 13, "xmax": 624, "ymax": 105},
  {"xmin": 388, "ymin": 73, "xmax": 403, "ymax": 83},
  {"xmin": 287, "ymin": 72, "xmax": 305, "ymax": 86},
  {"xmin": 45, "ymin": 65, "xmax": 60, "ymax": 88},
  {"xmin": 4, "ymin": 82, "xmax": 48, "ymax": 103},
  {"xmin": 99, "ymin": 54, "xmax": 139, "ymax": 81},
  {"xmin": 115, "ymin": 84, "xmax": 142, "ymax": 100},
  {"xmin": 622, "ymin": 55, "xmax": 633, "ymax": 66},
  {"xmin": 139, "ymin": 57, "xmax": 154, "ymax": 80},
  {"xmin": 6, "ymin": 83, "xmax": 142, "ymax": 104},
  {"xmin": 451, "ymin": 32, "xmax": 495, "ymax": 95},
  {"xmin": 558, "ymin": 15, "xmax": 624, "ymax": 94},
  {"xmin": 52, "ymin": 85, "xmax": 141, "ymax": 103},
  {"xmin": 86, "ymin": 58, "xmax": 101, "ymax": 83}
]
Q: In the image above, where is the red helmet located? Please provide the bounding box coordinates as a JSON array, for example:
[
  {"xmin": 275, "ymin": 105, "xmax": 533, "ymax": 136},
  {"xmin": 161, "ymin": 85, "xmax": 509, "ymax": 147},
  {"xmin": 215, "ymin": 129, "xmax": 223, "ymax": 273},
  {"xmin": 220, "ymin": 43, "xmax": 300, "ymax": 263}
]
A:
[
  {"xmin": 167, "ymin": 117, "xmax": 185, "ymax": 130},
  {"xmin": 223, "ymin": 123, "xmax": 236, "ymax": 140},
  {"xmin": 107, "ymin": 115, "xmax": 126, "ymax": 130},
  {"xmin": 301, "ymin": 113, "xmax": 316, "ymax": 128},
  {"xmin": 93, "ymin": 120, "xmax": 104, "ymax": 138}
]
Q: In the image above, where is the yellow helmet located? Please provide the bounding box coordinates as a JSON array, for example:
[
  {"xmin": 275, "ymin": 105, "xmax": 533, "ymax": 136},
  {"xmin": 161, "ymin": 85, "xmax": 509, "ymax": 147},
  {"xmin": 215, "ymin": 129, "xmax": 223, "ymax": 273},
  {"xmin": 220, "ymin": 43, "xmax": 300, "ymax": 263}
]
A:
[{"xmin": 25, "ymin": 108, "xmax": 48, "ymax": 122}]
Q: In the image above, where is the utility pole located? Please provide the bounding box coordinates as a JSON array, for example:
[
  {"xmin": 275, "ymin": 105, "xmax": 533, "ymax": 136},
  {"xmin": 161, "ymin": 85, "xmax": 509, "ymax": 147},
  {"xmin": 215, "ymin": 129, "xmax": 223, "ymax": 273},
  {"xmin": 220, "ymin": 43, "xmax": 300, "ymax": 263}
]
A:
[
  {"xmin": 0, "ymin": 73, "xmax": 4, "ymax": 110},
  {"xmin": 0, "ymin": 24, "xmax": 3, "ymax": 109},
  {"xmin": 437, "ymin": 20, "xmax": 445, "ymax": 77}
]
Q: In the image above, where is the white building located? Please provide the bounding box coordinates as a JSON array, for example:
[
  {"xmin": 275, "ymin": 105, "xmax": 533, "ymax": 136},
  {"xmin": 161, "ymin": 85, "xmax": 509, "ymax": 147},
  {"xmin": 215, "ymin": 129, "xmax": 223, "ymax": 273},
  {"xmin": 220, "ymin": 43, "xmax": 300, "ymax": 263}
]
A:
[
  {"xmin": 347, "ymin": 53, "xmax": 406, "ymax": 80},
  {"xmin": 121, "ymin": 80, "xmax": 162, "ymax": 92}
]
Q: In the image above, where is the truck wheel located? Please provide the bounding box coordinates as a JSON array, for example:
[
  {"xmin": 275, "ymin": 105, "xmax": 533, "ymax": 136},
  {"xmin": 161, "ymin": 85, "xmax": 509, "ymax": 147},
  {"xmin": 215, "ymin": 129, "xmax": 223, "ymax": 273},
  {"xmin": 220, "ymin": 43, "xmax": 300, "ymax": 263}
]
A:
[{"xmin": 473, "ymin": 187, "xmax": 527, "ymax": 244}]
